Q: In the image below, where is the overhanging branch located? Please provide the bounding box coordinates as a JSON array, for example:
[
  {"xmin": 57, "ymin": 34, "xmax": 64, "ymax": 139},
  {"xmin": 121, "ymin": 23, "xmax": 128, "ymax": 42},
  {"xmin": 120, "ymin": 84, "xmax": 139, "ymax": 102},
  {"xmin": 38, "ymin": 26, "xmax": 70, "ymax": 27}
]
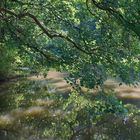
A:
[
  {"xmin": 4, "ymin": 19, "xmax": 60, "ymax": 62},
  {"xmin": 86, "ymin": 0, "xmax": 140, "ymax": 37},
  {"xmin": 0, "ymin": 8, "xmax": 93, "ymax": 55}
]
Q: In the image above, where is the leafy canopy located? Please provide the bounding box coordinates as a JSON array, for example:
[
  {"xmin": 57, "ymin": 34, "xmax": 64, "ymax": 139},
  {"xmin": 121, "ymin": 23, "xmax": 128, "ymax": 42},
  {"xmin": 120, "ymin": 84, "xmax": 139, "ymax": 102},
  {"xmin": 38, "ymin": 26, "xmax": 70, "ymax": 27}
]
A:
[{"xmin": 0, "ymin": 0, "xmax": 140, "ymax": 88}]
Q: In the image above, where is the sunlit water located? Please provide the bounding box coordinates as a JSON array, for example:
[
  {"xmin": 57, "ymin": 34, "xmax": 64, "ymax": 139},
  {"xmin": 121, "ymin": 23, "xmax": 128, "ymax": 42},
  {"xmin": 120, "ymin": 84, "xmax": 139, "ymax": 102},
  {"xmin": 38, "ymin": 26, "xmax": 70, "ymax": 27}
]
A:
[
  {"xmin": 102, "ymin": 79, "xmax": 140, "ymax": 108},
  {"xmin": 0, "ymin": 74, "xmax": 140, "ymax": 140}
]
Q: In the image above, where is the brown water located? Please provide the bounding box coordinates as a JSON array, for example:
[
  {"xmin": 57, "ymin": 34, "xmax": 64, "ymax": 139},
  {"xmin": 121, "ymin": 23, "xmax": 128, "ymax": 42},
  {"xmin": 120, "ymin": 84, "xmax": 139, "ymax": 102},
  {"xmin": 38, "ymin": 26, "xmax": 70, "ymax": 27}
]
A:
[
  {"xmin": 0, "ymin": 71, "xmax": 140, "ymax": 140},
  {"xmin": 103, "ymin": 79, "xmax": 140, "ymax": 108},
  {"xmin": 41, "ymin": 71, "xmax": 140, "ymax": 108},
  {"xmin": 0, "ymin": 77, "xmax": 59, "ymax": 140}
]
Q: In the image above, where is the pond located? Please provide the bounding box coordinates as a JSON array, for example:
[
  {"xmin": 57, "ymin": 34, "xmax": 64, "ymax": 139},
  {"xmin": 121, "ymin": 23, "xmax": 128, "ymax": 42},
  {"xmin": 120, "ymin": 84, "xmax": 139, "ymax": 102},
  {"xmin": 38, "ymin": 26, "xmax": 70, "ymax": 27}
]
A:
[{"xmin": 0, "ymin": 73, "xmax": 140, "ymax": 140}]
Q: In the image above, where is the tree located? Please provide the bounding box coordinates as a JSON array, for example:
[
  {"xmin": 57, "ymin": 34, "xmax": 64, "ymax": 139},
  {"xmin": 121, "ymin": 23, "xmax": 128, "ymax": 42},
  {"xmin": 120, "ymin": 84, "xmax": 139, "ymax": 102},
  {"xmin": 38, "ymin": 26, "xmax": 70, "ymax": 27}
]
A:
[
  {"xmin": 0, "ymin": 1, "xmax": 140, "ymax": 139},
  {"xmin": 87, "ymin": 0, "xmax": 140, "ymax": 37},
  {"xmin": 0, "ymin": 0, "xmax": 140, "ymax": 87}
]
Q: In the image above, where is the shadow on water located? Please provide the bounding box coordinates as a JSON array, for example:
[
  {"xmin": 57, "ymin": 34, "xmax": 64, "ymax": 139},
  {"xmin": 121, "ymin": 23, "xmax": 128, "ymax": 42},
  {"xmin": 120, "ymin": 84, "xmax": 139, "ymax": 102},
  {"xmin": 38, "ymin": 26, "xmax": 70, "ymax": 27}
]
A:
[{"xmin": 0, "ymin": 76, "xmax": 140, "ymax": 140}]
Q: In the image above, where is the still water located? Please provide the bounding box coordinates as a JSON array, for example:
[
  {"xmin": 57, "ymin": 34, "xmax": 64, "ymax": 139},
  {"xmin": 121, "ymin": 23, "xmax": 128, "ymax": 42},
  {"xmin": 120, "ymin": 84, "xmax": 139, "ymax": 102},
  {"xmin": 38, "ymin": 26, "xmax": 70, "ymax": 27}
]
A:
[{"xmin": 0, "ymin": 75, "xmax": 140, "ymax": 140}]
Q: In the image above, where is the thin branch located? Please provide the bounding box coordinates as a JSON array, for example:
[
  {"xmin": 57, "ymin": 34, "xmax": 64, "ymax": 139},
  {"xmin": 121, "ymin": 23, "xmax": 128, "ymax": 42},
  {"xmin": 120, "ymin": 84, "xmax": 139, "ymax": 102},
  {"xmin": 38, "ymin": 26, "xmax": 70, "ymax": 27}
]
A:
[
  {"xmin": 87, "ymin": 0, "xmax": 140, "ymax": 37},
  {"xmin": 86, "ymin": 0, "xmax": 96, "ymax": 17},
  {"xmin": 90, "ymin": 0, "xmax": 125, "ymax": 23}
]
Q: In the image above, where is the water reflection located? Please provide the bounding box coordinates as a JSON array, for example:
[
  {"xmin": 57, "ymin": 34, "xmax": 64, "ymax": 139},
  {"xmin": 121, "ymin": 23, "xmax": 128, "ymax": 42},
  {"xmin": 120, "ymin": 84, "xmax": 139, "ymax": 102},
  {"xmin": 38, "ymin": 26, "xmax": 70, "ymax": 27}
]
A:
[
  {"xmin": 0, "ymin": 78, "xmax": 47, "ymax": 139},
  {"xmin": 0, "ymin": 76, "xmax": 140, "ymax": 140}
]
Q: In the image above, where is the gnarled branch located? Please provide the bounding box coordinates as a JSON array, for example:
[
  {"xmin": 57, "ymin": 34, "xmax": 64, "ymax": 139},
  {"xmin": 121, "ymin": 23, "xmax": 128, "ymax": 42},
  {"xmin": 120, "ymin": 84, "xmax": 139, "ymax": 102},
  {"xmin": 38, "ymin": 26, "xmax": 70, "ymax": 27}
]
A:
[{"xmin": 0, "ymin": 8, "xmax": 93, "ymax": 55}]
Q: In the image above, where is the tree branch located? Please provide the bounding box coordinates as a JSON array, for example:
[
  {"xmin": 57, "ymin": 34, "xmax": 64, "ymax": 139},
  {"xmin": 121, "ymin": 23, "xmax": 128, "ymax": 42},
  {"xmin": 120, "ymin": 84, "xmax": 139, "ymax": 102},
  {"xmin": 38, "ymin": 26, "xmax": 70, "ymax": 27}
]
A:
[
  {"xmin": 87, "ymin": 0, "xmax": 140, "ymax": 37},
  {"xmin": 4, "ymin": 19, "xmax": 60, "ymax": 62},
  {"xmin": 0, "ymin": 8, "xmax": 93, "ymax": 55},
  {"xmin": 87, "ymin": 0, "xmax": 125, "ymax": 23}
]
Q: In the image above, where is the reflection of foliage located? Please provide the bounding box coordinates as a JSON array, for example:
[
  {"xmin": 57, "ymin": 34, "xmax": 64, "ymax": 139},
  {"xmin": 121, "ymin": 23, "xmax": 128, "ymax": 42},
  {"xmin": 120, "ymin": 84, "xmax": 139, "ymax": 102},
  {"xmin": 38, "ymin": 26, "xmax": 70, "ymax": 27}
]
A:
[
  {"xmin": 61, "ymin": 91, "xmax": 127, "ymax": 139},
  {"xmin": 0, "ymin": 80, "xmax": 140, "ymax": 140}
]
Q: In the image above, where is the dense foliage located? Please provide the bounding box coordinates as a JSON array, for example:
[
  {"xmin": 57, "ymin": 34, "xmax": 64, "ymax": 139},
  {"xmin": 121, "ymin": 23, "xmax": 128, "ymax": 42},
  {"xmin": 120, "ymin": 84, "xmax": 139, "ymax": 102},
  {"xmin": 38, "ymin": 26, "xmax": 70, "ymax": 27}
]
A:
[
  {"xmin": 0, "ymin": 0, "xmax": 140, "ymax": 87},
  {"xmin": 0, "ymin": 1, "xmax": 140, "ymax": 139},
  {"xmin": 0, "ymin": 79, "xmax": 140, "ymax": 140}
]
